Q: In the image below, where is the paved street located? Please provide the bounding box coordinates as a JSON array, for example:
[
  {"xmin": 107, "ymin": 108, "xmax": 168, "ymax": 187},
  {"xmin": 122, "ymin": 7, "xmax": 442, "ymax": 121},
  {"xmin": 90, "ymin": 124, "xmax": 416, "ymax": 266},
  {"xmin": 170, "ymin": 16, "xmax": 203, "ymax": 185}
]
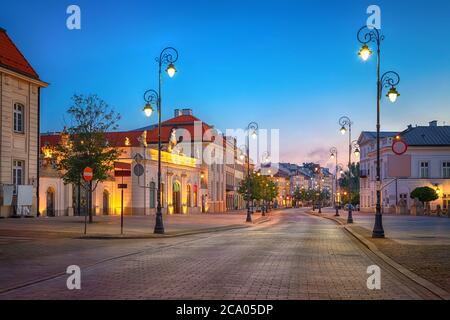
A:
[{"xmin": 0, "ymin": 209, "xmax": 440, "ymax": 300}]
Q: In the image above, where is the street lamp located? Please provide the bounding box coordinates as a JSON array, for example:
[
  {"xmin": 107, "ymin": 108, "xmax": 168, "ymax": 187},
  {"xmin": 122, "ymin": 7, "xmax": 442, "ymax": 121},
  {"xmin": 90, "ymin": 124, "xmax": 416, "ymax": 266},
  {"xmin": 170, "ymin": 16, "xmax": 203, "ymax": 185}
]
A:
[
  {"xmin": 143, "ymin": 47, "xmax": 179, "ymax": 234},
  {"xmin": 330, "ymin": 147, "xmax": 340, "ymax": 217},
  {"xmin": 338, "ymin": 116, "xmax": 355, "ymax": 223},
  {"xmin": 245, "ymin": 122, "xmax": 258, "ymax": 223},
  {"xmin": 357, "ymin": 26, "xmax": 401, "ymax": 238}
]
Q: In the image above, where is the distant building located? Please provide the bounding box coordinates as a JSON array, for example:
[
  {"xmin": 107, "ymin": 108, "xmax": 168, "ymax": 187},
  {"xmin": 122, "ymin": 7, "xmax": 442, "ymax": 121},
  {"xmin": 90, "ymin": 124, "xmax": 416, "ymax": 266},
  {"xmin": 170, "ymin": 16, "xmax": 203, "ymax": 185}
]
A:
[
  {"xmin": 358, "ymin": 121, "xmax": 450, "ymax": 213},
  {"xmin": 0, "ymin": 28, "xmax": 48, "ymax": 217}
]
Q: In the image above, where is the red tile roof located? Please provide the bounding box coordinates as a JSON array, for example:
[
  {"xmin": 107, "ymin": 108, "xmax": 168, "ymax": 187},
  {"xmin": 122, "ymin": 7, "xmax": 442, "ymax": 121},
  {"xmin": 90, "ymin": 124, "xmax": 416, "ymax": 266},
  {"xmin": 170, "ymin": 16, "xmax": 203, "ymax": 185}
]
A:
[
  {"xmin": 41, "ymin": 115, "xmax": 216, "ymax": 148},
  {"xmin": 0, "ymin": 28, "xmax": 39, "ymax": 79}
]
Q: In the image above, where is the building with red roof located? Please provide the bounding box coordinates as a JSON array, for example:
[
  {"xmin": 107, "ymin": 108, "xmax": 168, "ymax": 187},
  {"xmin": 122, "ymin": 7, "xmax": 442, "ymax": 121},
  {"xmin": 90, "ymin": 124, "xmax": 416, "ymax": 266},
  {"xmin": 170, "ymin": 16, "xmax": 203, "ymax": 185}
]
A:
[{"xmin": 0, "ymin": 28, "xmax": 48, "ymax": 217}]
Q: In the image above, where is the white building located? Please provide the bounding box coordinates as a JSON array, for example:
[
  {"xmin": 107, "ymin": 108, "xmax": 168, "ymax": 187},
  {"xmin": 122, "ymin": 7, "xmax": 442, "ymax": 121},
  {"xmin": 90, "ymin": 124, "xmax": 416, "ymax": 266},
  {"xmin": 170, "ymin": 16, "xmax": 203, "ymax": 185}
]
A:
[
  {"xmin": 0, "ymin": 28, "xmax": 48, "ymax": 217},
  {"xmin": 358, "ymin": 121, "xmax": 450, "ymax": 213},
  {"xmin": 40, "ymin": 130, "xmax": 202, "ymax": 216}
]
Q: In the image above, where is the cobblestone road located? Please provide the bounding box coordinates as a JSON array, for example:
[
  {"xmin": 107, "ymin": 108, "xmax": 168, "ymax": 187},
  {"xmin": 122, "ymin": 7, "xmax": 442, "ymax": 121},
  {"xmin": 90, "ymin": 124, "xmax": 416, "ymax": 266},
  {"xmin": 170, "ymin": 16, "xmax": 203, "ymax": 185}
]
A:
[{"xmin": 0, "ymin": 209, "xmax": 440, "ymax": 300}]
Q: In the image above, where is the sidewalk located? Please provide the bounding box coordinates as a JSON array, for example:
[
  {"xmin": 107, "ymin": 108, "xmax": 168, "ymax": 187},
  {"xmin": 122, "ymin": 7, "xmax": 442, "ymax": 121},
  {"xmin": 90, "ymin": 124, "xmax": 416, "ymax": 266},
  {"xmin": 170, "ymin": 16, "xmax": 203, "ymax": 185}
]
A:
[
  {"xmin": 0, "ymin": 211, "xmax": 274, "ymax": 240},
  {"xmin": 308, "ymin": 207, "xmax": 450, "ymax": 295}
]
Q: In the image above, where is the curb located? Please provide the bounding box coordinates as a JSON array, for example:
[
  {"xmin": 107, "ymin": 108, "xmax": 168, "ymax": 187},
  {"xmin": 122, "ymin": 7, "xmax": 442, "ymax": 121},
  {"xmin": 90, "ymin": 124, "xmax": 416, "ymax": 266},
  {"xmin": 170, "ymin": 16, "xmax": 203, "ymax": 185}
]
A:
[{"xmin": 306, "ymin": 210, "xmax": 450, "ymax": 300}]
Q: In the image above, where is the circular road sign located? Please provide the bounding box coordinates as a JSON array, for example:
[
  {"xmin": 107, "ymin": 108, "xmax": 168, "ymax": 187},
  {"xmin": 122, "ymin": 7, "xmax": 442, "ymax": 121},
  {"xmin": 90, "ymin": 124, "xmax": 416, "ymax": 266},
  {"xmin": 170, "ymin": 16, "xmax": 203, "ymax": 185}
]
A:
[
  {"xmin": 134, "ymin": 164, "xmax": 145, "ymax": 177},
  {"xmin": 83, "ymin": 167, "xmax": 93, "ymax": 182},
  {"xmin": 392, "ymin": 140, "xmax": 408, "ymax": 155}
]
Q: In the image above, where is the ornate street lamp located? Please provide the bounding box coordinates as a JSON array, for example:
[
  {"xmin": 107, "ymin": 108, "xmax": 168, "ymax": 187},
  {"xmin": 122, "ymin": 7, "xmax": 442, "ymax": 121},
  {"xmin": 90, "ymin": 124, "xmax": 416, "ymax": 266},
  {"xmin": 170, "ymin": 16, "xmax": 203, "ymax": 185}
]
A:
[
  {"xmin": 245, "ymin": 122, "xmax": 258, "ymax": 223},
  {"xmin": 142, "ymin": 47, "xmax": 179, "ymax": 234},
  {"xmin": 338, "ymin": 116, "xmax": 355, "ymax": 223},
  {"xmin": 357, "ymin": 26, "xmax": 401, "ymax": 238},
  {"xmin": 330, "ymin": 147, "xmax": 340, "ymax": 217}
]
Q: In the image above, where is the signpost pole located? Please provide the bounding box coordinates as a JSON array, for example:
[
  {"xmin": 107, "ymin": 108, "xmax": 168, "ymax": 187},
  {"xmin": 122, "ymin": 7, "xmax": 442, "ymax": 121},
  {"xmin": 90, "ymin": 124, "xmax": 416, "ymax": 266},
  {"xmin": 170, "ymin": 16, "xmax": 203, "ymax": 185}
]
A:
[
  {"xmin": 121, "ymin": 175, "xmax": 124, "ymax": 235},
  {"xmin": 82, "ymin": 167, "xmax": 94, "ymax": 235},
  {"xmin": 84, "ymin": 185, "xmax": 87, "ymax": 234}
]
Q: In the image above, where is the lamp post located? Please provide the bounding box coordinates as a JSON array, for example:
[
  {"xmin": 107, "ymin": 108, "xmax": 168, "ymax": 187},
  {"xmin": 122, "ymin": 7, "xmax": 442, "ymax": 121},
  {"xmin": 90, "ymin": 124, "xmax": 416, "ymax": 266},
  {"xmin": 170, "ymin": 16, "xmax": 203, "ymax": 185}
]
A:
[
  {"xmin": 245, "ymin": 122, "xmax": 258, "ymax": 223},
  {"xmin": 330, "ymin": 147, "xmax": 340, "ymax": 216},
  {"xmin": 339, "ymin": 116, "xmax": 355, "ymax": 223},
  {"xmin": 357, "ymin": 26, "xmax": 400, "ymax": 238},
  {"xmin": 143, "ymin": 47, "xmax": 179, "ymax": 234}
]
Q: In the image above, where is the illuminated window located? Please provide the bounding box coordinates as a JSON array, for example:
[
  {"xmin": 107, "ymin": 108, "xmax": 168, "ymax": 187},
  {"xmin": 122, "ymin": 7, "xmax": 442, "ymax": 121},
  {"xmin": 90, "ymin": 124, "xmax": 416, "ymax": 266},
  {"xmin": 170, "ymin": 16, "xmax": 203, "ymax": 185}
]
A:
[
  {"xmin": 193, "ymin": 185, "xmax": 198, "ymax": 207},
  {"xmin": 187, "ymin": 184, "xmax": 192, "ymax": 207}
]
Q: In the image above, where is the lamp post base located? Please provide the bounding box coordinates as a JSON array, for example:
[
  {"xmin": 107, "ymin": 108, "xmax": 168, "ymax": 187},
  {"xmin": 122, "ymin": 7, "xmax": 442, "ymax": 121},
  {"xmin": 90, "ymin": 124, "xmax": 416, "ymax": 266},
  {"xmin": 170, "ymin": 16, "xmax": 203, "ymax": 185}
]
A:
[
  {"xmin": 347, "ymin": 209, "xmax": 353, "ymax": 224},
  {"xmin": 372, "ymin": 213, "xmax": 385, "ymax": 238},
  {"xmin": 246, "ymin": 210, "xmax": 252, "ymax": 223},
  {"xmin": 154, "ymin": 212, "xmax": 165, "ymax": 234}
]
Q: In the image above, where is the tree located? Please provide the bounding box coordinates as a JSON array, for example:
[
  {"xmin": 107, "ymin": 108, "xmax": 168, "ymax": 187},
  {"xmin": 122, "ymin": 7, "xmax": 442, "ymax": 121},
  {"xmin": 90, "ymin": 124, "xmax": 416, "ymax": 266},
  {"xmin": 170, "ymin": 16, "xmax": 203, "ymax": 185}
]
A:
[
  {"xmin": 53, "ymin": 94, "xmax": 122, "ymax": 222},
  {"xmin": 339, "ymin": 162, "xmax": 360, "ymax": 205},
  {"xmin": 238, "ymin": 174, "xmax": 279, "ymax": 212},
  {"xmin": 410, "ymin": 187, "xmax": 438, "ymax": 205},
  {"xmin": 260, "ymin": 178, "xmax": 278, "ymax": 210}
]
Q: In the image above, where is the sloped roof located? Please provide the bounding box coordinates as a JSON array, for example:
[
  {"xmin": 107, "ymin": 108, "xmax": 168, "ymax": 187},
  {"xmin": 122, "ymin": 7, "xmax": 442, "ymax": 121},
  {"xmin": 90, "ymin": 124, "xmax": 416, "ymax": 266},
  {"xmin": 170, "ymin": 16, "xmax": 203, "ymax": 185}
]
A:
[
  {"xmin": 399, "ymin": 126, "xmax": 450, "ymax": 146},
  {"xmin": 0, "ymin": 28, "xmax": 39, "ymax": 79},
  {"xmin": 41, "ymin": 114, "xmax": 216, "ymax": 147},
  {"xmin": 359, "ymin": 126, "xmax": 450, "ymax": 147}
]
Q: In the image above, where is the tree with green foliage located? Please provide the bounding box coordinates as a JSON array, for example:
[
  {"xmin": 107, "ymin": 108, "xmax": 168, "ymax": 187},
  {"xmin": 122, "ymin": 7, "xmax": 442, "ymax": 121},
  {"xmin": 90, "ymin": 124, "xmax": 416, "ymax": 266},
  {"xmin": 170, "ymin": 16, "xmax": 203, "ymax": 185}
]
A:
[
  {"xmin": 339, "ymin": 163, "xmax": 360, "ymax": 205},
  {"xmin": 410, "ymin": 186, "xmax": 439, "ymax": 205},
  {"xmin": 238, "ymin": 174, "xmax": 279, "ymax": 212},
  {"xmin": 53, "ymin": 94, "xmax": 122, "ymax": 222}
]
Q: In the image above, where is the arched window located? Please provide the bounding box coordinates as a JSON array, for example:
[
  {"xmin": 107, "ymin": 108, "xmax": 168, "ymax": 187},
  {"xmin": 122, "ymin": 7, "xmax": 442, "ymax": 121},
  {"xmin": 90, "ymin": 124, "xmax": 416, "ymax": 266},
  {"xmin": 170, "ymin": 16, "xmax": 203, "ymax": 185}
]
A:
[
  {"xmin": 46, "ymin": 187, "xmax": 55, "ymax": 217},
  {"xmin": 193, "ymin": 185, "xmax": 198, "ymax": 207},
  {"xmin": 103, "ymin": 190, "xmax": 110, "ymax": 215},
  {"xmin": 187, "ymin": 185, "xmax": 192, "ymax": 207},
  {"xmin": 149, "ymin": 182, "xmax": 156, "ymax": 208}
]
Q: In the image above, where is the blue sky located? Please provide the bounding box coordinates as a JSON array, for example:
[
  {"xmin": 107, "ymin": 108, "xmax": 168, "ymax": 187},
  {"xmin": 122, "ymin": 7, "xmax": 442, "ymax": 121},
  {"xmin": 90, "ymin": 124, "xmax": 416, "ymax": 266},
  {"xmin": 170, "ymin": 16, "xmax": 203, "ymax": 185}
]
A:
[{"xmin": 1, "ymin": 0, "xmax": 450, "ymax": 165}]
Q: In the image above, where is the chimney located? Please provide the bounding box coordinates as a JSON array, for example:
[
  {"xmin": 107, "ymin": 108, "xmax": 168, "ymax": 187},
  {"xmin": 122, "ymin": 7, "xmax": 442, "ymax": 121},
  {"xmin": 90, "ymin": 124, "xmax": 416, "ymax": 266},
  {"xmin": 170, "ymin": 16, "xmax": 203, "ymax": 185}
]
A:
[
  {"xmin": 407, "ymin": 124, "xmax": 412, "ymax": 129},
  {"xmin": 429, "ymin": 120, "xmax": 438, "ymax": 127},
  {"xmin": 174, "ymin": 109, "xmax": 182, "ymax": 117}
]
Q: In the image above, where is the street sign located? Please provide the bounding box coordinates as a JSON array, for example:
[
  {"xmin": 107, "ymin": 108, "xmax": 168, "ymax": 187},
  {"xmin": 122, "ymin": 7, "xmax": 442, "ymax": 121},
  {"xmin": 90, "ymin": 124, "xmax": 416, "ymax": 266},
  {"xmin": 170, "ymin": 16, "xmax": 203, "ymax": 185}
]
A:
[
  {"xmin": 115, "ymin": 170, "xmax": 131, "ymax": 177},
  {"xmin": 392, "ymin": 140, "xmax": 408, "ymax": 155},
  {"xmin": 118, "ymin": 184, "xmax": 128, "ymax": 189},
  {"xmin": 83, "ymin": 167, "xmax": 93, "ymax": 182},
  {"xmin": 134, "ymin": 164, "xmax": 144, "ymax": 177}
]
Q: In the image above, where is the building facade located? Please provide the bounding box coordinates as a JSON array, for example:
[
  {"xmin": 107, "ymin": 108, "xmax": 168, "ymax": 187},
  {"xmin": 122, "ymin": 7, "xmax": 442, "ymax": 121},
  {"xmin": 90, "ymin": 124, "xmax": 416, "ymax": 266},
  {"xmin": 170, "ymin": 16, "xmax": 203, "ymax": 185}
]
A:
[
  {"xmin": 0, "ymin": 28, "xmax": 48, "ymax": 217},
  {"xmin": 40, "ymin": 131, "xmax": 202, "ymax": 216},
  {"xmin": 358, "ymin": 121, "xmax": 450, "ymax": 213},
  {"xmin": 38, "ymin": 109, "xmax": 252, "ymax": 216}
]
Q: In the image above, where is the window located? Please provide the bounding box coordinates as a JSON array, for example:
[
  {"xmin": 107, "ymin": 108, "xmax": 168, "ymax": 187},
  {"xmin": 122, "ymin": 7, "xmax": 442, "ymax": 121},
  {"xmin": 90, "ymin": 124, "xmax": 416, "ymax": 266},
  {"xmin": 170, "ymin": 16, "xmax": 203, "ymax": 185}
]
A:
[
  {"xmin": 193, "ymin": 185, "xmax": 198, "ymax": 207},
  {"xmin": 420, "ymin": 161, "xmax": 429, "ymax": 178},
  {"xmin": 149, "ymin": 182, "xmax": 156, "ymax": 208},
  {"xmin": 443, "ymin": 162, "xmax": 450, "ymax": 178},
  {"xmin": 13, "ymin": 103, "xmax": 24, "ymax": 133},
  {"xmin": 187, "ymin": 185, "xmax": 192, "ymax": 207},
  {"xmin": 13, "ymin": 160, "xmax": 24, "ymax": 187},
  {"xmin": 443, "ymin": 194, "xmax": 450, "ymax": 210}
]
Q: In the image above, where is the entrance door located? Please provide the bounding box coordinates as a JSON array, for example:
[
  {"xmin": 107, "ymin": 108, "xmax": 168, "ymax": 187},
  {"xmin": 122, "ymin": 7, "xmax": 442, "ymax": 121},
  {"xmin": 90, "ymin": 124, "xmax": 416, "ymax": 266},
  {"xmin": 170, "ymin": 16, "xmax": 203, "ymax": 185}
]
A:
[
  {"xmin": 103, "ymin": 191, "xmax": 109, "ymax": 215},
  {"xmin": 172, "ymin": 182, "xmax": 181, "ymax": 214},
  {"xmin": 46, "ymin": 188, "xmax": 55, "ymax": 217}
]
